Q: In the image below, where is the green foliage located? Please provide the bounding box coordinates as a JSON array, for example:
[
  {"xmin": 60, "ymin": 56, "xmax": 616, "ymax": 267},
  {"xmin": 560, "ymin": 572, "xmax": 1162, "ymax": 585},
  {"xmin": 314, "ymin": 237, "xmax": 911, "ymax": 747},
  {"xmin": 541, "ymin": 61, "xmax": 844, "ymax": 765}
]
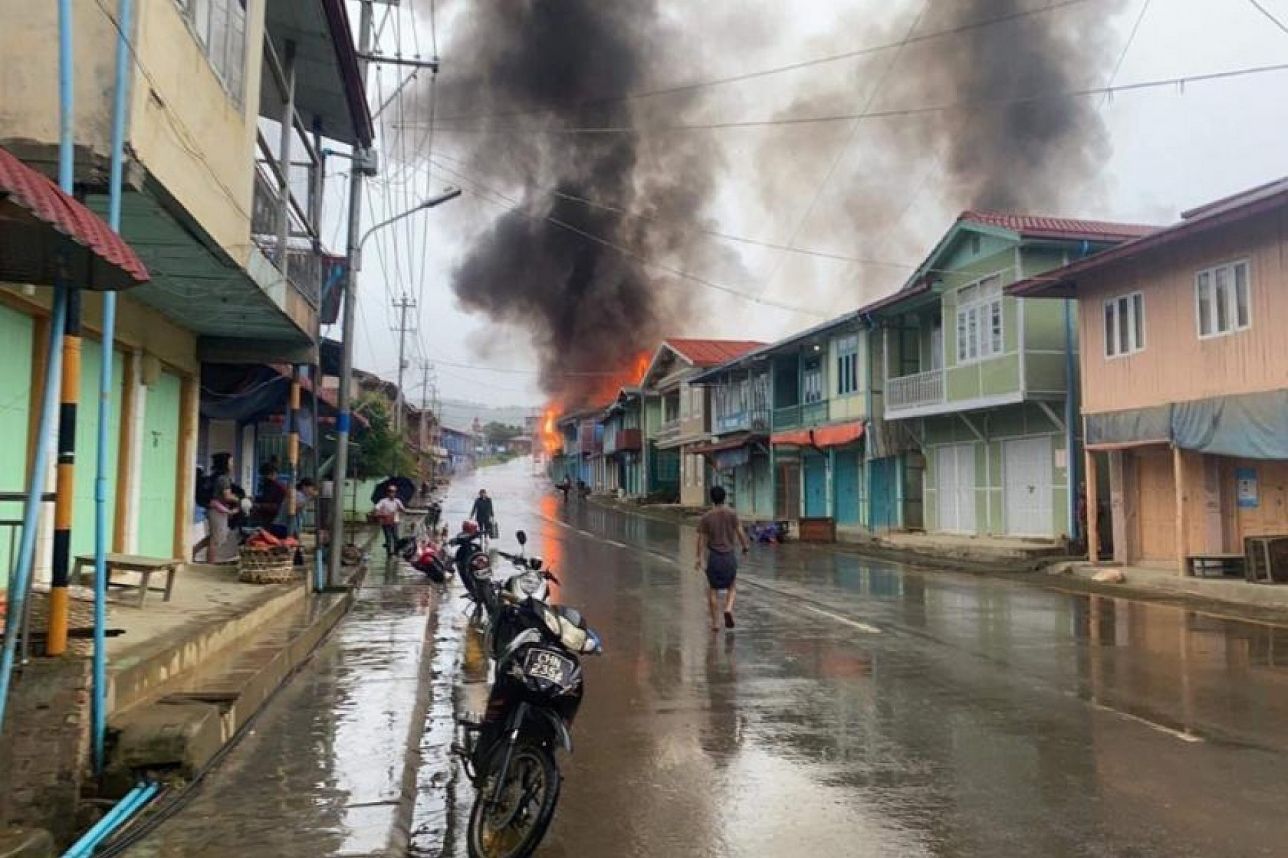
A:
[
  {"xmin": 352, "ymin": 391, "xmax": 415, "ymax": 478},
  {"xmin": 483, "ymin": 421, "xmax": 523, "ymax": 446}
]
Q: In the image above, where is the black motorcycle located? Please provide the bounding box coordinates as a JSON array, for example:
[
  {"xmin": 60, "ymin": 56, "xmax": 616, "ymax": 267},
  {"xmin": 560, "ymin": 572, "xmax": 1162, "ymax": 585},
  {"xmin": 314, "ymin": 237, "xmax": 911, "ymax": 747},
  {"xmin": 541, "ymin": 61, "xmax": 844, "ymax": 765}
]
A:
[{"xmin": 456, "ymin": 534, "xmax": 603, "ymax": 858}]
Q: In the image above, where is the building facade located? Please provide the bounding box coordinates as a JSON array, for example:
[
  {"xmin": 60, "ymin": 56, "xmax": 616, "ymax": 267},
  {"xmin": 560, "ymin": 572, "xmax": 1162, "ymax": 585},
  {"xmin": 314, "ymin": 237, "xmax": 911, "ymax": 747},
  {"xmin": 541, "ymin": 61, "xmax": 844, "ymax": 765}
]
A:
[
  {"xmin": 0, "ymin": 0, "xmax": 370, "ymax": 568},
  {"xmin": 1012, "ymin": 179, "xmax": 1288, "ymax": 570},
  {"xmin": 867, "ymin": 212, "xmax": 1154, "ymax": 542}
]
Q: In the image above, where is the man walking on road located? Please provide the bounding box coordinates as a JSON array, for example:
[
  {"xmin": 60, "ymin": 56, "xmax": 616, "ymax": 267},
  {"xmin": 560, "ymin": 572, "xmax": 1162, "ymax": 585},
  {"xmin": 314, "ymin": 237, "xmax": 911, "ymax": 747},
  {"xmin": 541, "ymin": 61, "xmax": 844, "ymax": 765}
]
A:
[
  {"xmin": 695, "ymin": 485, "xmax": 750, "ymax": 631},
  {"xmin": 470, "ymin": 489, "xmax": 496, "ymax": 541}
]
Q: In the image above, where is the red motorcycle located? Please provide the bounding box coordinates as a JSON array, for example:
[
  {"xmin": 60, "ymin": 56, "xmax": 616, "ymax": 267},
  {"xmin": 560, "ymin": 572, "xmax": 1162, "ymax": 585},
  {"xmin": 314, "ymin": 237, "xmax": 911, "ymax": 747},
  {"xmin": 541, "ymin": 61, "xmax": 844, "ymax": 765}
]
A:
[{"xmin": 399, "ymin": 529, "xmax": 450, "ymax": 583}]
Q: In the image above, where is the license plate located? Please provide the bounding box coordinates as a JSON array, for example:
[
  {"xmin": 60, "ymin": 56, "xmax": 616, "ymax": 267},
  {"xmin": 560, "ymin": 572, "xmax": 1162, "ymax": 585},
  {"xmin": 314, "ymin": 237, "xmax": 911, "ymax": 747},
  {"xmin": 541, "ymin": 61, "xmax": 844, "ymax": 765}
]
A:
[{"xmin": 524, "ymin": 649, "xmax": 574, "ymax": 686}]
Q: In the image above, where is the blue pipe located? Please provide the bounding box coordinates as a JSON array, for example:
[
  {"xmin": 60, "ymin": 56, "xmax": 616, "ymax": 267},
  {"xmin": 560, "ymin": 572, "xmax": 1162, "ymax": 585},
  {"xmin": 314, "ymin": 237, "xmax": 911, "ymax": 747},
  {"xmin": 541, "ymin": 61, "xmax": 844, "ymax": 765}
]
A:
[
  {"xmin": 93, "ymin": 0, "xmax": 134, "ymax": 775},
  {"xmin": 0, "ymin": 0, "xmax": 75, "ymax": 735},
  {"xmin": 62, "ymin": 780, "xmax": 159, "ymax": 858}
]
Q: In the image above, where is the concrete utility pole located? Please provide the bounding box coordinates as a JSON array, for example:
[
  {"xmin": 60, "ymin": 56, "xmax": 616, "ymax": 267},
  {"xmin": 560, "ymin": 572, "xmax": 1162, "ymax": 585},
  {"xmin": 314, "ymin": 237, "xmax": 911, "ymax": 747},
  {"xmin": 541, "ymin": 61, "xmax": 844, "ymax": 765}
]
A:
[
  {"xmin": 392, "ymin": 294, "xmax": 416, "ymax": 435},
  {"xmin": 328, "ymin": 0, "xmax": 375, "ymax": 589}
]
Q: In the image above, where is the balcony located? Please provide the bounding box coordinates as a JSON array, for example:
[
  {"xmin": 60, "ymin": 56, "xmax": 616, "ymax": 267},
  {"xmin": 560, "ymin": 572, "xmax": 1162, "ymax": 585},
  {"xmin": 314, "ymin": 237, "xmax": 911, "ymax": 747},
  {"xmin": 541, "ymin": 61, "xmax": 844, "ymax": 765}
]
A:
[
  {"xmin": 604, "ymin": 428, "xmax": 642, "ymax": 455},
  {"xmin": 714, "ymin": 408, "xmax": 770, "ymax": 435},
  {"xmin": 886, "ymin": 368, "xmax": 944, "ymax": 415},
  {"xmin": 655, "ymin": 419, "xmax": 681, "ymax": 445}
]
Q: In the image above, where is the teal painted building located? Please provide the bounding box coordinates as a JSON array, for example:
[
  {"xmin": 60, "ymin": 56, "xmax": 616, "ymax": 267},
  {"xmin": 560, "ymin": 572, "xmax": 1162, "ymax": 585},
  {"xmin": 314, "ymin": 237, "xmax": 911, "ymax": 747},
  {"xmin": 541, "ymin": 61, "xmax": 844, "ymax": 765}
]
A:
[{"xmin": 866, "ymin": 212, "xmax": 1153, "ymax": 540}]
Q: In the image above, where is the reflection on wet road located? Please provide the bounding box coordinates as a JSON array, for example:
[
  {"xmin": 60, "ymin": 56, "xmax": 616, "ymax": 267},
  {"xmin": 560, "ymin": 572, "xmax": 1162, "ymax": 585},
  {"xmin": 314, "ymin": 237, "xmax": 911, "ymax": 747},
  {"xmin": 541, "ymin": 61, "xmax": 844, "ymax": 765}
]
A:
[{"xmin": 435, "ymin": 460, "xmax": 1288, "ymax": 858}]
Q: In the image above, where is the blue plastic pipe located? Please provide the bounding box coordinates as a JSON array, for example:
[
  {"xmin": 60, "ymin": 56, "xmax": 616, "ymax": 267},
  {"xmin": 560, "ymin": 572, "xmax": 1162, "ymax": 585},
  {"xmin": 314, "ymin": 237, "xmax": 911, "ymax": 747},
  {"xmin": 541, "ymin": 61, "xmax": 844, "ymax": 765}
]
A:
[
  {"xmin": 93, "ymin": 0, "xmax": 134, "ymax": 775},
  {"xmin": 61, "ymin": 780, "xmax": 159, "ymax": 858},
  {"xmin": 0, "ymin": 0, "xmax": 75, "ymax": 735}
]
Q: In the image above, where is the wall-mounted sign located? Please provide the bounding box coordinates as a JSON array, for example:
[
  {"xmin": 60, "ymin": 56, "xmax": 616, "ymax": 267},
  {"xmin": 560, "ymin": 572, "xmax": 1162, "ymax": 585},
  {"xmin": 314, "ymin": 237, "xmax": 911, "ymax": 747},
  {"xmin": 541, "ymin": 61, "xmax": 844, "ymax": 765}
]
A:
[{"xmin": 1236, "ymin": 467, "xmax": 1259, "ymax": 508}]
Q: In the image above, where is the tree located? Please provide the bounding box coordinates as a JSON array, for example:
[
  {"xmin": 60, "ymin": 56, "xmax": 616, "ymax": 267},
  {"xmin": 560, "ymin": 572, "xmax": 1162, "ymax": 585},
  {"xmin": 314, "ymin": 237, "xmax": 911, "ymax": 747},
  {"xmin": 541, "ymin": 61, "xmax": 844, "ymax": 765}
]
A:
[
  {"xmin": 352, "ymin": 391, "xmax": 416, "ymax": 478},
  {"xmin": 483, "ymin": 421, "xmax": 523, "ymax": 448}
]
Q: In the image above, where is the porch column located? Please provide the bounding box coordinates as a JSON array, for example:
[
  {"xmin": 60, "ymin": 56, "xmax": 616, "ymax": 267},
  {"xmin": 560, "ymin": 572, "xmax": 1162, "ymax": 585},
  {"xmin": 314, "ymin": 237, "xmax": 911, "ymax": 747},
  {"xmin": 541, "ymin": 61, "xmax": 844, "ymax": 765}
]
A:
[
  {"xmin": 1108, "ymin": 451, "xmax": 1128, "ymax": 564},
  {"xmin": 287, "ymin": 365, "xmax": 301, "ymax": 525},
  {"xmin": 175, "ymin": 374, "xmax": 199, "ymax": 560},
  {"xmin": 275, "ymin": 40, "xmax": 297, "ymax": 265},
  {"xmin": 113, "ymin": 350, "xmax": 138, "ymax": 553},
  {"xmin": 1173, "ymin": 445, "xmax": 1187, "ymax": 575},
  {"xmin": 1085, "ymin": 449, "xmax": 1099, "ymax": 563}
]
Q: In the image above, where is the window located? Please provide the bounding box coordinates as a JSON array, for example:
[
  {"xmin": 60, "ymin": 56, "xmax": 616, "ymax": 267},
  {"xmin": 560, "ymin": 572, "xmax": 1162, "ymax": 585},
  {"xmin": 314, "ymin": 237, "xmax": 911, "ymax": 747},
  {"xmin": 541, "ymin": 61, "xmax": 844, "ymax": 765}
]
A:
[
  {"xmin": 802, "ymin": 358, "xmax": 823, "ymax": 403},
  {"xmin": 175, "ymin": 0, "xmax": 247, "ymax": 104},
  {"xmin": 1196, "ymin": 260, "xmax": 1251, "ymax": 338},
  {"xmin": 955, "ymin": 274, "xmax": 1004, "ymax": 364},
  {"xmin": 1103, "ymin": 292, "xmax": 1145, "ymax": 358},
  {"xmin": 835, "ymin": 335, "xmax": 859, "ymax": 396}
]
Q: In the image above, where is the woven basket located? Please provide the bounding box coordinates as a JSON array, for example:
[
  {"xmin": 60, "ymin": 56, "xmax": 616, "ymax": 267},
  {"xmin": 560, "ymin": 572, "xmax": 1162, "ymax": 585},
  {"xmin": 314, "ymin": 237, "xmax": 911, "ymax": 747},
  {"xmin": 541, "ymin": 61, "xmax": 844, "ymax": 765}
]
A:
[{"xmin": 238, "ymin": 545, "xmax": 297, "ymax": 584}]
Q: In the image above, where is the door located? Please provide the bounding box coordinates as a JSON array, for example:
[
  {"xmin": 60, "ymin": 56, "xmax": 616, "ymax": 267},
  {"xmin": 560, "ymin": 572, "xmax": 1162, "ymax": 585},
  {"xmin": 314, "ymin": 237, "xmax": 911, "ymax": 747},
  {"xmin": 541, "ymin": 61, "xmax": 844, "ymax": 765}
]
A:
[
  {"xmin": 138, "ymin": 371, "xmax": 182, "ymax": 558},
  {"xmin": 0, "ymin": 305, "xmax": 34, "ymax": 582},
  {"xmin": 803, "ymin": 454, "xmax": 828, "ymax": 518},
  {"xmin": 834, "ymin": 451, "xmax": 860, "ymax": 525},
  {"xmin": 776, "ymin": 461, "xmax": 800, "ymax": 521},
  {"xmin": 869, "ymin": 457, "xmax": 897, "ymax": 530},
  {"xmin": 1135, "ymin": 448, "xmax": 1177, "ymax": 562},
  {"xmin": 1004, "ymin": 437, "xmax": 1053, "ymax": 537},
  {"xmin": 936, "ymin": 443, "xmax": 977, "ymax": 533},
  {"xmin": 72, "ymin": 340, "xmax": 125, "ymax": 559}
]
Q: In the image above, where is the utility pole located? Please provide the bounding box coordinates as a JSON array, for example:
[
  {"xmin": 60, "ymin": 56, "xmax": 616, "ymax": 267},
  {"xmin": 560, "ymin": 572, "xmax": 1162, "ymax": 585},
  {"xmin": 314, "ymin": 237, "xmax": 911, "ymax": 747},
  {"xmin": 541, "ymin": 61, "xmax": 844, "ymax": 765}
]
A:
[
  {"xmin": 328, "ymin": 0, "xmax": 374, "ymax": 589},
  {"xmin": 392, "ymin": 294, "xmax": 416, "ymax": 435}
]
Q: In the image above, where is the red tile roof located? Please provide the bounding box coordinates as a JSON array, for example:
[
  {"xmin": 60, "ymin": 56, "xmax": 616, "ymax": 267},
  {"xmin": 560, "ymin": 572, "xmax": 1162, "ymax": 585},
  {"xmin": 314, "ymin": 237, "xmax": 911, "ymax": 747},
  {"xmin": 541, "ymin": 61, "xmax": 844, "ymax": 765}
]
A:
[
  {"xmin": 962, "ymin": 210, "xmax": 1159, "ymax": 242},
  {"xmin": 664, "ymin": 338, "xmax": 765, "ymax": 368},
  {"xmin": 1009, "ymin": 177, "xmax": 1288, "ymax": 299},
  {"xmin": 0, "ymin": 146, "xmax": 149, "ymax": 290}
]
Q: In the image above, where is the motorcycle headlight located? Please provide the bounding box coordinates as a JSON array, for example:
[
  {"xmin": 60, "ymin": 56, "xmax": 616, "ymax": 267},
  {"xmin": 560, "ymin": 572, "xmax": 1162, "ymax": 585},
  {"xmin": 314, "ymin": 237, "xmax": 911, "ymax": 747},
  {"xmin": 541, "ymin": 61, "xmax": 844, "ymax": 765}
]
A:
[
  {"xmin": 536, "ymin": 600, "xmax": 561, "ymax": 637},
  {"xmin": 557, "ymin": 616, "xmax": 587, "ymax": 653},
  {"xmin": 517, "ymin": 570, "xmax": 543, "ymax": 596}
]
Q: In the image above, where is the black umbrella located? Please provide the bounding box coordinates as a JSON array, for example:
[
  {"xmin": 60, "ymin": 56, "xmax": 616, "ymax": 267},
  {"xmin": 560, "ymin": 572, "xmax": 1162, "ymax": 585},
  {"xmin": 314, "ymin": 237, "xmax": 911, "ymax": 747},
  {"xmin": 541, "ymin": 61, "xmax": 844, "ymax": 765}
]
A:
[{"xmin": 372, "ymin": 476, "xmax": 417, "ymax": 505}]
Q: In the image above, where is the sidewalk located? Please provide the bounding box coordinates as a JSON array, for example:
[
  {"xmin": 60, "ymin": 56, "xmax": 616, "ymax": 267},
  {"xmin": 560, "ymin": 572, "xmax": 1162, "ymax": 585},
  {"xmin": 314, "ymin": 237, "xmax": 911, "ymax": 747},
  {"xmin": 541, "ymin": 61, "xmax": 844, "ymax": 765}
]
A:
[{"xmin": 589, "ymin": 495, "xmax": 1288, "ymax": 624}]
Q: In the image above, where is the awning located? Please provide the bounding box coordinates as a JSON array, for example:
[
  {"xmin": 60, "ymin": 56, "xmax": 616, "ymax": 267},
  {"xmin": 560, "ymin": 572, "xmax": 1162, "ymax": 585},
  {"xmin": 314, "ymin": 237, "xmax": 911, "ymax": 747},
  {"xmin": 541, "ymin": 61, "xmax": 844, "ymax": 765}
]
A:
[
  {"xmin": 771, "ymin": 421, "xmax": 865, "ymax": 449},
  {"xmin": 0, "ymin": 146, "xmax": 149, "ymax": 290},
  {"xmin": 689, "ymin": 432, "xmax": 765, "ymax": 455}
]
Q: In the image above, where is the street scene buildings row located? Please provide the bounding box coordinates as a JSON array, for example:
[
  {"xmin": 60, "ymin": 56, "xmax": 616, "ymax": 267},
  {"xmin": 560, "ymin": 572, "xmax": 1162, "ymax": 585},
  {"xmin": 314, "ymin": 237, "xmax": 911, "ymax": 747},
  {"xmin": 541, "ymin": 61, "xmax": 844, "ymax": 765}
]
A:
[{"xmin": 553, "ymin": 187, "xmax": 1288, "ymax": 572}]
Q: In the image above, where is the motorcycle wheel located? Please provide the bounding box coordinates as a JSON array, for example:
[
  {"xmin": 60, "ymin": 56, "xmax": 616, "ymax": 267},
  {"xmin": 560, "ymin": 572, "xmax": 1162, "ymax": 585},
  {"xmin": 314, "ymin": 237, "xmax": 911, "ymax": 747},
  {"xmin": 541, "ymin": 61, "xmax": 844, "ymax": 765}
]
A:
[{"xmin": 466, "ymin": 739, "xmax": 561, "ymax": 858}]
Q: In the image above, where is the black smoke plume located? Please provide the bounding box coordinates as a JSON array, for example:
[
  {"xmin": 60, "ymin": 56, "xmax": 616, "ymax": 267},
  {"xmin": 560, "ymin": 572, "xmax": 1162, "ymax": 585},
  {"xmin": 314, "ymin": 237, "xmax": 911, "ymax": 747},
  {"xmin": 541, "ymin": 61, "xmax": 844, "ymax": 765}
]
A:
[{"xmin": 429, "ymin": 1, "xmax": 721, "ymax": 407}]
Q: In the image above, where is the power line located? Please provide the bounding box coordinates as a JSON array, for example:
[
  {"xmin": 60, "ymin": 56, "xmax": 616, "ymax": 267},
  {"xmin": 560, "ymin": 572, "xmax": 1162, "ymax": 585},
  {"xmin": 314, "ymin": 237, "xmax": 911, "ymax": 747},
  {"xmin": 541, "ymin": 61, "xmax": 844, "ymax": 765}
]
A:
[
  {"xmin": 429, "ymin": 158, "xmax": 829, "ymax": 319},
  {"xmin": 416, "ymin": 63, "xmax": 1288, "ymax": 136},
  {"xmin": 1247, "ymin": 0, "xmax": 1288, "ymax": 36},
  {"xmin": 428, "ymin": 0, "xmax": 1103, "ymax": 126}
]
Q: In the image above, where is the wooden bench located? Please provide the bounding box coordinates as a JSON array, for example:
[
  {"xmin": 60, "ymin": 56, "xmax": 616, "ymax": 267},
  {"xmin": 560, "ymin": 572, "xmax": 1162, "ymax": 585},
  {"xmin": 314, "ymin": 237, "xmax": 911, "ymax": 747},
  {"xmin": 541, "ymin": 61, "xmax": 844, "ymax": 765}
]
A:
[
  {"xmin": 1186, "ymin": 553, "xmax": 1246, "ymax": 579},
  {"xmin": 72, "ymin": 554, "xmax": 181, "ymax": 607}
]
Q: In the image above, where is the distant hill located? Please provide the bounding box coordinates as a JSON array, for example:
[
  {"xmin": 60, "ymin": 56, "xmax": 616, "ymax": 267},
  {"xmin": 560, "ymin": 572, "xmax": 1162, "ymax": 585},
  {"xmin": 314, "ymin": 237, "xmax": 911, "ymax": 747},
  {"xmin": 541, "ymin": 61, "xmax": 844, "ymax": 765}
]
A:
[{"xmin": 438, "ymin": 399, "xmax": 534, "ymax": 432}]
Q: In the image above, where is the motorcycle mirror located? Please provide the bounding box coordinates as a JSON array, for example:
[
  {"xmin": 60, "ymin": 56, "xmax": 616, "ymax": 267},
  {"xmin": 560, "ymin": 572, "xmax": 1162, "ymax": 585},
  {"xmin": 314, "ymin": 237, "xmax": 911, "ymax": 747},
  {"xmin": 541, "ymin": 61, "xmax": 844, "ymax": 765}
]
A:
[{"xmin": 516, "ymin": 530, "xmax": 527, "ymax": 546}]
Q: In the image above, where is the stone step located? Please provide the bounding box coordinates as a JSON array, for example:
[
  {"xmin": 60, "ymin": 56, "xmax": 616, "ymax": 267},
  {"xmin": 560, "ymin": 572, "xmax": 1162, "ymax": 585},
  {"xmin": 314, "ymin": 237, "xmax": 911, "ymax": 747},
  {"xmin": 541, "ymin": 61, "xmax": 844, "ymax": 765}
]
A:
[{"xmin": 103, "ymin": 582, "xmax": 358, "ymax": 795}]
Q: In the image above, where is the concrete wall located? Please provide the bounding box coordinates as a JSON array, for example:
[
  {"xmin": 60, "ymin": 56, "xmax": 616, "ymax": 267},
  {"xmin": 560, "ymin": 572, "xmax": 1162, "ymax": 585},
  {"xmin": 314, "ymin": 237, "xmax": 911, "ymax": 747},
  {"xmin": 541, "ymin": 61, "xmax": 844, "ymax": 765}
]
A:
[
  {"xmin": 0, "ymin": 1, "xmax": 264, "ymax": 265},
  {"xmin": 1078, "ymin": 212, "xmax": 1288, "ymax": 415}
]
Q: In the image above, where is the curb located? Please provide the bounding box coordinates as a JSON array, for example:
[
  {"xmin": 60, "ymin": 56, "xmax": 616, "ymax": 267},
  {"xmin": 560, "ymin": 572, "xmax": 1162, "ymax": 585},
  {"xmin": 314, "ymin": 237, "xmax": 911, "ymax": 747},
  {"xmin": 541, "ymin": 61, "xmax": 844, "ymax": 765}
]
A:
[{"xmin": 385, "ymin": 583, "xmax": 443, "ymax": 855}]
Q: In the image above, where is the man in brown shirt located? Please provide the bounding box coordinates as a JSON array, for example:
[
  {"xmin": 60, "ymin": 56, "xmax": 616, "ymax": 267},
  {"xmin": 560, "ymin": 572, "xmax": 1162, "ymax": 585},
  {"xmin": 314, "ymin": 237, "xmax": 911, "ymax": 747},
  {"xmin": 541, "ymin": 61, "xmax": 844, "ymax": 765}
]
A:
[{"xmin": 695, "ymin": 485, "xmax": 750, "ymax": 631}]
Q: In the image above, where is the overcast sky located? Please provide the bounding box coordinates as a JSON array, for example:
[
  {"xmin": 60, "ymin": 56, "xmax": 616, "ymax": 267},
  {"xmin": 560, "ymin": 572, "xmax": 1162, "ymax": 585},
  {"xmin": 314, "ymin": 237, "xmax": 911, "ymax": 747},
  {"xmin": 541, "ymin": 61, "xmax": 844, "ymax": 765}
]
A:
[{"xmin": 331, "ymin": 0, "xmax": 1288, "ymax": 408}]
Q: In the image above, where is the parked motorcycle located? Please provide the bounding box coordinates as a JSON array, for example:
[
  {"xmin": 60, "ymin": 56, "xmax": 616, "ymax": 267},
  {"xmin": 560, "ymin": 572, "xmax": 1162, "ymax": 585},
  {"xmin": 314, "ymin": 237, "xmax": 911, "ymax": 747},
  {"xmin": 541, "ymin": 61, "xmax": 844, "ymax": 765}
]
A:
[
  {"xmin": 455, "ymin": 530, "xmax": 603, "ymax": 858},
  {"xmin": 399, "ymin": 527, "xmax": 450, "ymax": 583}
]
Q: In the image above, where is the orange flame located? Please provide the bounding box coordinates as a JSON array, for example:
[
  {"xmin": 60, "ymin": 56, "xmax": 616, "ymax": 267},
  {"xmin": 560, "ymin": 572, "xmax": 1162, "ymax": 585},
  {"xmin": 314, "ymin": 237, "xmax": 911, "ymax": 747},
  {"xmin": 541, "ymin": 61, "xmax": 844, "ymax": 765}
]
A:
[{"xmin": 542, "ymin": 350, "xmax": 652, "ymax": 453}]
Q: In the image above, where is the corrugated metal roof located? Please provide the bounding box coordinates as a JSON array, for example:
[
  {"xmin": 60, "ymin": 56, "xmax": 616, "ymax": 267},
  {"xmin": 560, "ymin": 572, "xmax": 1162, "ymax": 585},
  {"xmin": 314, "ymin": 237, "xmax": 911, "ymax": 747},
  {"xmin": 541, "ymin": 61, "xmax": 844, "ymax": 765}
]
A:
[
  {"xmin": 0, "ymin": 146, "xmax": 149, "ymax": 290},
  {"xmin": 664, "ymin": 338, "xmax": 765, "ymax": 367},
  {"xmin": 963, "ymin": 210, "xmax": 1159, "ymax": 241}
]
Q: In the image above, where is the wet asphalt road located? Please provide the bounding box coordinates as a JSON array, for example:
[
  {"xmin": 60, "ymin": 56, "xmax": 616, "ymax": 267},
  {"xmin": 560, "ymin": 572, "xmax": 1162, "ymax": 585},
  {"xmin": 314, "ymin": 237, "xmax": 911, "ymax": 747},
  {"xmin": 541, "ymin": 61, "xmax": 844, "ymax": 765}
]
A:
[
  {"xmin": 435, "ymin": 459, "xmax": 1288, "ymax": 858},
  {"xmin": 124, "ymin": 458, "xmax": 1288, "ymax": 856}
]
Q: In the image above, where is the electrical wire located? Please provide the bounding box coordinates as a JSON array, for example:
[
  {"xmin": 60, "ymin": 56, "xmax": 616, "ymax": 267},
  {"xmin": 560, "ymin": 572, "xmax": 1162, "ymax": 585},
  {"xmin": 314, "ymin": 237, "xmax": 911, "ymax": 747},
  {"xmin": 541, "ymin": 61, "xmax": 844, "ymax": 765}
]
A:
[
  {"xmin": 428, "ymin": 0, "xmax": 1104, "ymax": 126},
  {"xmin": 430, "ymin": 159, "xmax": 829, "ymax": 319},
  {"xmin": 1247, "ymin": 0, "xmax": 1288, "ymax": 36},
  {"xmin": 419, "ymin": 63, "xmax": 1288, "ymax": 136}
]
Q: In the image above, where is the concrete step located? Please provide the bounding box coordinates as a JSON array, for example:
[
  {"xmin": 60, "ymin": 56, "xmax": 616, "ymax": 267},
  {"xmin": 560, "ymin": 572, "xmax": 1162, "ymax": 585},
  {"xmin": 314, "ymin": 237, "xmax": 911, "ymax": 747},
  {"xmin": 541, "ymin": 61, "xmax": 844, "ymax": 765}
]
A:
[
  {"xmin": 103, "ymin": 584, "xmax": 356, "ymax": 795},
  {"xmin": 108, "ymin": 576, "xmax": 309, "ymax": 716}
]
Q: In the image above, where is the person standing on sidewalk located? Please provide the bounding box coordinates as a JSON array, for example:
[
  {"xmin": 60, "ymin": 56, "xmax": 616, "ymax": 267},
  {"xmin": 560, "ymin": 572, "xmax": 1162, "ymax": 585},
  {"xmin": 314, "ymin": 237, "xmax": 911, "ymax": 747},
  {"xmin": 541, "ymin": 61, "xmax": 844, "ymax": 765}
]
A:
[
  {"xmin": 375, "ymin": 484, "xmax": 407, "ymax": 558},
  {"xmin": 695, "ymin": 485, "xmax": 750, "ymax": 631}
]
